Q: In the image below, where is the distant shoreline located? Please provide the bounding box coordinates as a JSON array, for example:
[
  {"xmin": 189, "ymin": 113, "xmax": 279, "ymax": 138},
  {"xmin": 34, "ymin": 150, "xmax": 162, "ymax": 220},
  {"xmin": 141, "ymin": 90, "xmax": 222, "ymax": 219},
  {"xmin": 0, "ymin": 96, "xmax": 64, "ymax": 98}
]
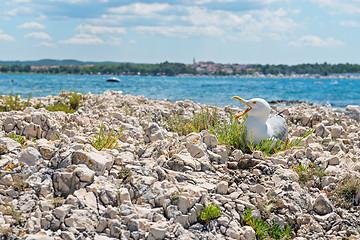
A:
[{"xmin": 1, "ymin": 72, "xmax": 360, "ymax": 79}]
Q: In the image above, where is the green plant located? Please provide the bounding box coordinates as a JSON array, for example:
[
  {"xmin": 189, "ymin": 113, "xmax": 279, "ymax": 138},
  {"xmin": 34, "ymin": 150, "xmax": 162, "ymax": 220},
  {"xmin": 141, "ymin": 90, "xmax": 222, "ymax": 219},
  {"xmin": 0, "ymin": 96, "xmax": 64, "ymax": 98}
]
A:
[
  {"xmin": 242, "ymin": 208, "xmax": 292, "ymax": 240},
  {"xmin": 0, "ymin": 91, "xmax": 32, "ymax": 112},
  {"xmin": 124, "ymin": 103, "xmax": 135, "ymax": 116},
  {"xmin": 292, "ymin": 162, "xmax": 327, "ymax": 188},
  {"xmin": 0, "ymin": 204, "xmax": 22, "ymax": 226},
  {"xmin": 68, "ymin": 90, "xmax": 82, "ymax": 110},
  {"xmin": 118, "ymin": 167, "xmax": 132, "ymax": 183},
  {"xmin": 327, "ymin": 174, "xmax": 360, "ymax": 209},
  {"xmin": 198, "ymin": 203, "xmax": 222, "ymax": 225},
  {"xmin": 9, "ymin": 133, "xmax": 27, "ymax": 147},
  {"xmin": 12, "ymin": 174, "xmax": 28, "ymax": 191},
  {"xmin": 0, "ymin": 226, "xmax": 12, "ymax": 238},
  {"xmin": 45, "ymin": 88, "xmax": 82, "ymax": 113},
  {"xmin": 166, "ymin": 107, "xmax": 219, "ymax": 136},
  {"xmin": 210, "ymin": 114, "xmax": 313, "ymax": 156},
  {"xmin": 90, "ymin": 125, "xmax": 123, "ymax": 151},
  {"xmin": 49, "ymin": 197, "xmax": 64, "ymax": 207},
  {"xmin": 169, "ymin": 192, "xmax": 180, "ymax": 202},
  {"xmin": 45, "ymin": 102, "xmax": 75, "ymax": 113}
]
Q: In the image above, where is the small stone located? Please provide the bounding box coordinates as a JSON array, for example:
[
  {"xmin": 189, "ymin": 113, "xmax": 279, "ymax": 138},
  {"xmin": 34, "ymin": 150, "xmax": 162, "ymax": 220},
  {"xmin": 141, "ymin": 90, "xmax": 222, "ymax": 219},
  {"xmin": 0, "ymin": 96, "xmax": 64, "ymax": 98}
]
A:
[
  {"xmin": 54, "ymin": 205, "xmax": 71, "ymax": 222},
  {"xmin": 231, "ymin": 149, "xmax": 244, "ymax": 161},
  {"xmin": 109, "ymin": 219, "xmax": 122, "ymax": 238},
  {"xmin": 0, "ymin": 137, "xmax": 21, "ymax": 155},
  {"xmin": 144, "ymin": 123, "xmax": 165, "ymax": 143},
  {"xmin": 252, "ymin": 151, "xmax": 264, "ymax": 160},
  {"xmin": 331, "ymin": 126, "xmax": 343, "ymax": 138},
  {"xmin": 72, "ymin": 150, "xmax": 113, "ymax": 175},
  {"xmin": 328, "ymin": 156, "xmax": 340, "ymax": 165},
  {"xmin": 227, "ymin": 161, "xmax": 238, "ymax": 169},
  {"xmin": 73, "ymin": 164, "xmax": 95, "ymax": 183},
  {"xmin": 313, "ymin": 194, "xmax": 333, "ymax": 215},
  {"xmin": 177, "ymin": 196, "xmax": 190, "ymax": 214},
  {"xmin": 345, "ymin": 105, "xmax": 360, "ymax": 121},
  {"xmin": 249, "ymin": 184, "xmax": 266, "ymax": 195},
  {"xmin": 119, "ymin": 187, "xmax": 131, "ymax": 203},
  {"xmin": 149, "ymin": 221, "xmax": 168, "ymax": 240},
  {"xmin": 239, "ymin": 225, "xmax": 256, "ymax": 240},
  {"xmin": 216, "ymin": 181, "xmax": 228, "ymax": 194},
  {"xmin": 202, "ymin": 131, "xmax": 218, "ymax": 149},
  {"xmin": 19, "ymin": 147, "xmax": 42, "ymax": 166}
]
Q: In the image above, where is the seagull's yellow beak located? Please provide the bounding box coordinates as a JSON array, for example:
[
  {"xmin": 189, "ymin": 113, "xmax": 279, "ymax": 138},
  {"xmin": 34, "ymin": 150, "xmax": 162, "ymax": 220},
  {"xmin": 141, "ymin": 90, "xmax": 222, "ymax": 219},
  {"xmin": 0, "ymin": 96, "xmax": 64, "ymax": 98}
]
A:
[{"xmin": 232, "ymin": 96, "xmax": 252, "ymax": 119}]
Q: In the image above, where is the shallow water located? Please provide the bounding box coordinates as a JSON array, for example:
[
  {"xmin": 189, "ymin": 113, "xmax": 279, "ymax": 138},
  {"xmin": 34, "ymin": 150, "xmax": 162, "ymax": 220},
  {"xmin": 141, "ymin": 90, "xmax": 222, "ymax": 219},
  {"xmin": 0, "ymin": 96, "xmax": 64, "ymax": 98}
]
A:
[{"xmin": 0, "ymin": 74, "xmax": 358, "ymax": 108}]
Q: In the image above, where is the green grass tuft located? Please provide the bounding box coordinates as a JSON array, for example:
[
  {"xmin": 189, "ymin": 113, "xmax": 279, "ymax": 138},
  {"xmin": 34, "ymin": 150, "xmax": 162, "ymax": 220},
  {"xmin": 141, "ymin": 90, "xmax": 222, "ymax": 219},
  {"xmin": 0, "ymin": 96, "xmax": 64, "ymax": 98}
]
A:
[
  {"xmin": 45, "ymin": 90, "xmax": 82, "ymax": 113},
  {"xmin": 327, "ymin": 174, "xmax": 360, "ymax": 209},
  {"xmin": 0, "ymin": 91, "xmax": 32, "ymax": 112},
  {"xmin": 9, "ymin": 133, "xmax": 28, "ymax": 147},
  {"xmin": 292, "ymin": 162, "xmax": 327, "ymax": 188},
  {"xmin": 198, "ymin": 203, "xmax": 222, "ymax": 225},
  {"xmin": 166, "ymin": 106, "xmax": 219, "ymax": 136},
  {"xmin": 118, "ymin": 167, "xmax": 132, "ymax": 183},
  {"xmin": 210, "ymin": 114, "xmax": 313, "ymax": 156},
  {"xmin": 242, "ymin": 208, "xmax": 292, "ymax": 240},
  {"xmin": 0, "ymin": 204, "xmax": 23, "ymax": 226},
  {"xmin": 90, "ymin": 125, "xmax": 123, "ymax": 151}
]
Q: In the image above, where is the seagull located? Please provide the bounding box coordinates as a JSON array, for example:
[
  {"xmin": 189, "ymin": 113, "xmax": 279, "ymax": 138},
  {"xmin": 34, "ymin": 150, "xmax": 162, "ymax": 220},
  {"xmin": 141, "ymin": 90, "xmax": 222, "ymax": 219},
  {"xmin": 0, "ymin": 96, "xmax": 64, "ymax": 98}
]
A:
[{"xmin": 232, "ymin": 96, "xmax": 288, "ymax": 145}]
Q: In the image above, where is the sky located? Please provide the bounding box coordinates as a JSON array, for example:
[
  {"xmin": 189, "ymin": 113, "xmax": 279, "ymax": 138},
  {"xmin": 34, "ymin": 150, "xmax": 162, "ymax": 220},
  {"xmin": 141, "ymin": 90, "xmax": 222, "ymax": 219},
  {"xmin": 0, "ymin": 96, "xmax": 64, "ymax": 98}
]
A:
[{"xmin": 1, "ymin": 0, "xmax": 360, "ymax": 65}]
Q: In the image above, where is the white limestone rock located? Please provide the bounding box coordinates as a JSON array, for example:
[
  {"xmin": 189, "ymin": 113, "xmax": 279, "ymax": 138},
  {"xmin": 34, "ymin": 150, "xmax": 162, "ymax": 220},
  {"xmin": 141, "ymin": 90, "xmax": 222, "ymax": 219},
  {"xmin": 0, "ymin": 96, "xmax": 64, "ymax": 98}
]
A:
[
  {"xmin": 216, "ymin": 181, "xmax": 229, "ymax": 195},
  {"xmin": 313, "ymin": 194, "xmax": 333, "ymax": 215},
  {"xmin": 64, "ymin": 209, "xmax": 97, "ymax": 232},
  {"xmin": 144, "ymin": 123, "xmax": 165, "ymax": 143},
  {"xmin": 345, "ymin": 105, "xmax": 360, "ymax": 121},
  {"xmin": 19, "ymin": 147, "xmax": 42, "ymax": 166},
  {"xmin": 149, "ymin": 221, "xmax": 168, "ymax": 240},
  {"xmin": 0, "ymin": 137, "xmax": 21, "ymax": 155},
  {"xmin": 72, "ymin": 150, "xmax": 113, "ymax": 175}
]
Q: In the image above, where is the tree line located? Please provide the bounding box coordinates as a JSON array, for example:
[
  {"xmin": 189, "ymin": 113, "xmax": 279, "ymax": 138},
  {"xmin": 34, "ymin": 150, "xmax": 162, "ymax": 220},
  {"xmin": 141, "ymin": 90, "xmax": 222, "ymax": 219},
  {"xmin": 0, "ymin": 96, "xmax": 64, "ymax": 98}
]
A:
[
  {"xmin": 256, "ymin": 63, "xmax": 360, "ymax": 76},
  {"xmin": 1, "ymin": 61, "xmax": 360, "ymax": 76},
  {"xmin": 0, "ymin": 62, "xmax": 196, "ymax": 76}
]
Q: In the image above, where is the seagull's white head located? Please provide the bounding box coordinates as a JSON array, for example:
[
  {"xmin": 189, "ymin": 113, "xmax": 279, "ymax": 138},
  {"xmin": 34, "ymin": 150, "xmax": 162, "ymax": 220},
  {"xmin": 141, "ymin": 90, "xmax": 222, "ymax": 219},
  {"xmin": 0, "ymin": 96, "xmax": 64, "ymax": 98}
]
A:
[{"xmin": 232, "ymin": 96, "xmax": 270, "ymax": 122}]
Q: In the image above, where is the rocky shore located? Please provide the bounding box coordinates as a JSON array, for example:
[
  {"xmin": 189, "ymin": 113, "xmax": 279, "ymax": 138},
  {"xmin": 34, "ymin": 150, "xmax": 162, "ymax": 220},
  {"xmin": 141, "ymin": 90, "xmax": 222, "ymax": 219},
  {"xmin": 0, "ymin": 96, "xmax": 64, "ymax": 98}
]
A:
[{"xmin": 0, "ymin": 90, "xmax": 359, "ymax": 240}]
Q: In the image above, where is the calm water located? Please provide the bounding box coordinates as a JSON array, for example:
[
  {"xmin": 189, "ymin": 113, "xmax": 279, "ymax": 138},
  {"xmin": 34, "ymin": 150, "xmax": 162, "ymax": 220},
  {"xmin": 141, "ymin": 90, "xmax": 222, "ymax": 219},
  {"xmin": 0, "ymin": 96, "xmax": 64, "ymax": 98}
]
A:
[{"xmin": 0, "ymin": 74, "xmax": 359, "ymax": 108}]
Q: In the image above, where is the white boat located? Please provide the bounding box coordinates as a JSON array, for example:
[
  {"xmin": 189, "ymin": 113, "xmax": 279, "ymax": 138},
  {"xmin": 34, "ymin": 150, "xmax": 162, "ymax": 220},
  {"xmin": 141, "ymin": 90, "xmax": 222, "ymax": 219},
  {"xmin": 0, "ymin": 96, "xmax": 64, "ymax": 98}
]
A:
[{"xmin": 106, "ymin": 77, "xmax": 121, "ymax": 82}]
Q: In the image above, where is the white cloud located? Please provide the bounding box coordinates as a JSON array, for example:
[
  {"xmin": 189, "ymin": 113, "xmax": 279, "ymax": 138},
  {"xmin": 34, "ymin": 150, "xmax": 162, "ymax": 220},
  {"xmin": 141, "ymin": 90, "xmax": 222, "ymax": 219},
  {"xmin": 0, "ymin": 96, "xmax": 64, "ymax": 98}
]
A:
[
  {"xmin": 93, "ymin": 4, "xmax": 299, "ymax": 41},
  {"xmin": 179, "ymin": 7, "xmax": 298, "ymax": 41},
  {"xmin": 17, "ymin": 21, "xmax": 45, "ymax": 30},
  {"xmin": 4, "ymin": 6, "xmax": 33, "ymax": 16},
  {"xmin": 310, "ymin": 0, "xmax": 360, "ymax": 15},
  {"xmin": 49, "ymin": 0, "xmax": 89, "ymax": 3},
  {"xmin": 76, "ymin": 24, "xmax": 126, "ymax": 35},
  {"xmin": 109, "ymin": 3, "xmax": 171, "ymax": 15},
  {"xmin": 25, "ymin": 32, "xmax": 52, "ymax": 40},
  {"xmin": 0, "ymin": 29, "xmax": 15, "ymax": 41},
  {"xmin": 289, "ymin": 35, "xmax": 344, "ymax": 47},
  {"xmin": 340, "ymin": 20, "xmax": 360, "ymax": 27},
  {"xmin": 39, "ymin": 42, "xmax": 56, "ymax": 47},
  {"xmin": 59, "ymin": 34, "xmax": 103, "ymax": 45},
  {"xmin": 7, "ymin": 0, "xmax": 31, "ymax": 3},
  {"xmin": 134, "ymin": 25, "xmax": 225, "ymax": 38}
]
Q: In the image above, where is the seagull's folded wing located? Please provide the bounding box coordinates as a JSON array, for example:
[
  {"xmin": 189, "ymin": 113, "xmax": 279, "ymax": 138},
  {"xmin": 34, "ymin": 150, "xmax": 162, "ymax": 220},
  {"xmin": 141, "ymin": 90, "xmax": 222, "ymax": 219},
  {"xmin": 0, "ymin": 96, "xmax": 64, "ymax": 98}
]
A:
[{"xmin": 267, "ymin": 115, "xmax": 288, "ymax": 142}]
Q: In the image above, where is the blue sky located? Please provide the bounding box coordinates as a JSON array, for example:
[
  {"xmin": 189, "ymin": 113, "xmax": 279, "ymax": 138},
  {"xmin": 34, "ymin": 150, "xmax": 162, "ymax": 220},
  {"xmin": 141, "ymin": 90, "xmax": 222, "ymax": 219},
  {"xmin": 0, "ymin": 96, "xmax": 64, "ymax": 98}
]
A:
[{"xmin": 1, "ymin": 0, "xmax": 360, "ymax": 64}]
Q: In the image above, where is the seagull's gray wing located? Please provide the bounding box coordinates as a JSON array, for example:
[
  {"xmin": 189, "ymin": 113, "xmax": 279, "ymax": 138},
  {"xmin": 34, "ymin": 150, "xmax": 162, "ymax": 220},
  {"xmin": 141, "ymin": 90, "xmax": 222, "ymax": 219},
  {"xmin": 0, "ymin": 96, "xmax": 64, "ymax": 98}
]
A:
[{"xmin": 267, "ymin": 114, "xmax": 288, "ymax": 142}]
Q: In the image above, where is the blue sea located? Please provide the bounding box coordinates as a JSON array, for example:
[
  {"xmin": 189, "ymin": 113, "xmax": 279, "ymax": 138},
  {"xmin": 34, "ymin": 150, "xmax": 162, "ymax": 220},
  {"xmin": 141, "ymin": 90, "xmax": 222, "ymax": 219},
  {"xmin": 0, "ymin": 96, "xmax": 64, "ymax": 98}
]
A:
[{"xmin": 0, "ymin": 74, "xmax": 359, "ymax": 108}]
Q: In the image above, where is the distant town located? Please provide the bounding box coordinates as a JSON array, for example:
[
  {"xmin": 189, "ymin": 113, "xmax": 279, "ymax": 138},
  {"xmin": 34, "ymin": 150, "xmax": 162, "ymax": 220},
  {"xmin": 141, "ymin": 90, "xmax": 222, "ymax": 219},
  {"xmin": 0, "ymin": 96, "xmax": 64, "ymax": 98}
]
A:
[{"xmin": 1, "ymin": 59, "xmax": 360, "ymax": 78}]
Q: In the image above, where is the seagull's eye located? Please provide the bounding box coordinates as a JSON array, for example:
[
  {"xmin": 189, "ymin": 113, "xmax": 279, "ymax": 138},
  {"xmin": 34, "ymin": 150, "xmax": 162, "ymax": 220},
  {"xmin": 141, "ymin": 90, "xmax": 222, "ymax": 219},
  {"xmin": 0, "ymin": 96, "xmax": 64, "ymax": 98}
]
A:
[{"xmin": 253, "ymin": 101, "xmax": 257, "ymax": 104}]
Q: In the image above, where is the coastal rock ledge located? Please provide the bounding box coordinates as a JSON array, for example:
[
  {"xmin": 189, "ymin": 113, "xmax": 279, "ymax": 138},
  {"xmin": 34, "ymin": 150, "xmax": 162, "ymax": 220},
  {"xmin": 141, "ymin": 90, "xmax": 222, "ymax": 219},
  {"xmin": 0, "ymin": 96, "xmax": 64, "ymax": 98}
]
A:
[{"xmin": 0, "ymin": 90, "xmax": 359, "ymax": 240}]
